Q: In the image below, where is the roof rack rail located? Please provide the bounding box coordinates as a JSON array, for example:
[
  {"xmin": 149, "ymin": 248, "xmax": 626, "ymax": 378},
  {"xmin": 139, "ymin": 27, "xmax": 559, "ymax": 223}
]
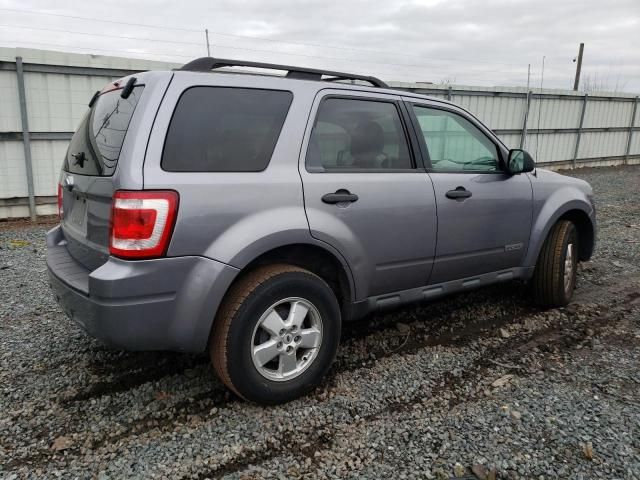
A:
[{"xmin": 178, "ymin": 57, "xmax": 388, "ymax": 88}]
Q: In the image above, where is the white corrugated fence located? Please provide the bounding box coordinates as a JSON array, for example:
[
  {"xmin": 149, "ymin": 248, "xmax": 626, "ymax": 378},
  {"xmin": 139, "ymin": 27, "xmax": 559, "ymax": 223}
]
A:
[{"xmin": 1, "ymin": 47, "xmax": 638, "ymax": 219}]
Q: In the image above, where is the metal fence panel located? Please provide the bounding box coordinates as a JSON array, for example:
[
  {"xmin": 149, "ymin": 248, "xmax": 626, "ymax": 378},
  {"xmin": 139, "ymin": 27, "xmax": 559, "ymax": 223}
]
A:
[
  {"xmin": 1, "ymin": 48, "xmax": 640, "ymax": 219},
  {"xmin": 495, "ymin": 133, "xmax": 521, "ymax": 150},
  {"xmin": 0, "ymin": 140, "xmax": 28, "ymax": 198},
  {"xmin": 527, "ymin": 97, "xmax": 584, "ymax": 130},
  {"xmin": 23, "ymin": 72, "xmax": 119, "ymax": 132},
  {"xmin": 579, "ymin": 131, "xmax": 629, "ymax": 158},
  {"xmin": 458, "ymin": 94, "xmax": 526, "ymax": 130},
  {"xmin": 31, "ymin": 140, "xmax": 69, "ymax": 196},
  {"xmin": 0, "ymin": 70, "xmax": 21, "ymax": 131},
  {"xmin": 629, "ymin": 130, "xmax": 640, "ymax": 156},
  {"xmin": 524, "ymin": 132, "xmax": 578, "ymax": 163},
  {"xmin": 583, "ymin": 98, "xmax": 635, "ymax": 129}
]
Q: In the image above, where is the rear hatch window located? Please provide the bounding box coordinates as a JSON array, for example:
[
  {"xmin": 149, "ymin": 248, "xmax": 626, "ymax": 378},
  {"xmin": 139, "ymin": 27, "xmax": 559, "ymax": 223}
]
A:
[{"xmin": 64, "ymin": 85, "xmax": 144, "ymax": 176}]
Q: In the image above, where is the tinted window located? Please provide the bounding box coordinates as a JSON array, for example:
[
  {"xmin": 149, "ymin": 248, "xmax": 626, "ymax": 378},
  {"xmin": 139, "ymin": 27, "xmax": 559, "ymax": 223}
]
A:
[
  {"xmin": 307, "ymin": 98, "xmax": 413, "ymax": 171},
  {"xmin": 412, "ymin": 106, "xmax": 500, "ymax": 172},
  {"xmin": 64, "ymin": 86, "xmax": 144, "ymax": 176},
  {"xmin": 162, "ymin": 87, "xmax": 293, "ymax": 172}
]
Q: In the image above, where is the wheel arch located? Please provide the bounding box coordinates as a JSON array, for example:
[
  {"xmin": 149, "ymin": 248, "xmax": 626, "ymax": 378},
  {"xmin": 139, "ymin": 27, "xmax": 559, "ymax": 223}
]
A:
[
  {"xmin": 207, "ymin": 241, "xmax": 355, "ymax": 344},
  {"xmin": 557, "ymin": 209, "xmax": 594, "ymax": 261},
  {"xmin": 239, "ymin": 243, "xmax": 354, "ymax": 316},
  {"xmin": 525, "ymin": 197, "xmax": 595, "ymax": 267}
]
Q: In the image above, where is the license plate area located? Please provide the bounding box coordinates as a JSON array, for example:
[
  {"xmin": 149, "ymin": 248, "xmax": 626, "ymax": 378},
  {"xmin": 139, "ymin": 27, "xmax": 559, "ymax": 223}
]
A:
[{"xmin": 68, "ymin": 195, "xmax": 88, "ymax": 234}]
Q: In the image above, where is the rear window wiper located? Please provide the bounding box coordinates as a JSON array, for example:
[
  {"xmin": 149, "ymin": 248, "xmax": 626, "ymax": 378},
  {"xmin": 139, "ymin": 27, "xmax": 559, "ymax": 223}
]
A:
[
  {"xmin": 88, "ymin": 91, "xmax": 100, "ymax": 108},
  {"xmin": 120, "ymin": 77, "xmax": 137, "ymax": 99}
]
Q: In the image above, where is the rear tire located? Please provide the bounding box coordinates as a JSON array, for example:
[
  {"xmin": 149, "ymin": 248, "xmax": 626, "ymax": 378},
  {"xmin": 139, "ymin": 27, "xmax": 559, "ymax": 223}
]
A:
[
  {"xmin": 210, "ymin": 264, "xmax": 341, "ymax": 405},
  {"xmin": 532, "ymin": 220, "xmax": 578, "ymax": 308}
]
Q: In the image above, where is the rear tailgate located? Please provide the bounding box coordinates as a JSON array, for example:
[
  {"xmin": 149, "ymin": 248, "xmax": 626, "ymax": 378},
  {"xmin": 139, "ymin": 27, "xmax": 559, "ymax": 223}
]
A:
[{"xmin": 60, "ymin": 82, "xmax": 146, "ymax": 270}]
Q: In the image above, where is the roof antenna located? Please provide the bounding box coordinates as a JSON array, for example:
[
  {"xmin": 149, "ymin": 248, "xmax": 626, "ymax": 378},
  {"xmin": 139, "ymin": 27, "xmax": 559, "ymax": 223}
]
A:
[{"xmin": 535, "ymin": 56, "xmax": 545, "ymax": 164}]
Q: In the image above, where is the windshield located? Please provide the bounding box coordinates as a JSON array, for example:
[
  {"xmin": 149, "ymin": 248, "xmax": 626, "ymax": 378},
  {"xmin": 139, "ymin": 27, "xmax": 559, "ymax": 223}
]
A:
[{"xmin": 63, "ymin": 85, "xmax": 144, "ymax": 176}]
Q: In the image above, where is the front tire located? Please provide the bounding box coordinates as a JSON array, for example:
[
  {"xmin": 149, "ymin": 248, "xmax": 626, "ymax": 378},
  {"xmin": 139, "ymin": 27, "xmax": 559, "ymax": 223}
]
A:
[
  {"xmin": 532, "ymin": 220, "xmax": 578, "ymax": 308},
  {"xmin": 210, "ymin": 264, "xmax": 341, "ymax": 404}
]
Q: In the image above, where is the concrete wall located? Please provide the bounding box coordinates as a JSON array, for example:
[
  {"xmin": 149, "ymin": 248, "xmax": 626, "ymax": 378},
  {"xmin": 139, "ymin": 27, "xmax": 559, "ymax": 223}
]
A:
[{"xmin": 1, "ymin": 47, "xmax": 638, "ymax": 219}]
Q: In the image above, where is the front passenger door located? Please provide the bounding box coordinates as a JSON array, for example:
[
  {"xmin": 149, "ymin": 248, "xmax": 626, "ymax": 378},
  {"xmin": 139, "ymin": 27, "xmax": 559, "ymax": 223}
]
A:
[{"xmin": 408, "ymin": 102, "xmax": 533, "ymax": 284}]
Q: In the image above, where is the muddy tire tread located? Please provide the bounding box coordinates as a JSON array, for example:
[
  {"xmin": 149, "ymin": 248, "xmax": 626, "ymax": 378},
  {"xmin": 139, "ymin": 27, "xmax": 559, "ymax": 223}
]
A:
[
  {"xmin": 210, "ymin": 264, "xmax": 315, "ymax": 400},
  {"xmin": 532, "ymin": 220, "xmax": 575, "ymax": 307}
]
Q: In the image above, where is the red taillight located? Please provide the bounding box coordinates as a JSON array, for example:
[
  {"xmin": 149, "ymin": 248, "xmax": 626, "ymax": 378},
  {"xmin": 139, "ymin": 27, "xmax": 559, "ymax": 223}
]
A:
[
  {"xmin": 57, "ymin": 184, "xmax": 64, "ymax": 220},
  {"xmin": 109, "ymin": 190, "xmax": 179, "ymax": 259}
]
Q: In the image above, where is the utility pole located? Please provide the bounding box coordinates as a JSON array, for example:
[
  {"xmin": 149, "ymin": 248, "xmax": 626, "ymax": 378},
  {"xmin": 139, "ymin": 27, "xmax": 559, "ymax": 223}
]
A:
[
  {"xmin": 573, "ymin": 42, "xmax": 584, "ymax": 91},
  {"xmin": 205, "ymin": 28, "xmax": 211, "ymax": 56},
  {"xmin": 520, "ymin": 64, "xmax": 531, "ymax": 149}
]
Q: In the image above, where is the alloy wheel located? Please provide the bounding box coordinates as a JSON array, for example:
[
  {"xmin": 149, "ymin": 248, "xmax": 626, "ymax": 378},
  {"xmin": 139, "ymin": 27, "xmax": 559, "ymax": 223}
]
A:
[{"xmin": 250, "ymin": 297, "xmax": 323, "ymax": 382}]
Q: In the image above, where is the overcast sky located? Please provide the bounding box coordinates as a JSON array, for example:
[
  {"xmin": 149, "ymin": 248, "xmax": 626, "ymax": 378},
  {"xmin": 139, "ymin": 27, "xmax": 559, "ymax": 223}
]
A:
[{"xmin": 1, "ymin": 0, "xmax": 639, "ymax": 92}]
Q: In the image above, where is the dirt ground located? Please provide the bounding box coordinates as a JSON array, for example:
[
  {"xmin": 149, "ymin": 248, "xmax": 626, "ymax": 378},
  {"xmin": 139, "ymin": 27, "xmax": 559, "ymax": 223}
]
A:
[{"xmin": 1, "ymin": 166, "xmax": 639, "ymax": 479}]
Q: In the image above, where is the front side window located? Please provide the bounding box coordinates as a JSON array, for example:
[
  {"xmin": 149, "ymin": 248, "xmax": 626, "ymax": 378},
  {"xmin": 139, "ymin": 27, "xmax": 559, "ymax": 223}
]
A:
[
  {"xmin": 412, "ymin": 105, "xmax": 500, "ymax": 172},
  {"xmin": 162, "ymin": 87, "xmax": 293, "ymax": 172},
  {"xmin": 306, "ymin": 98, "xmax": 413, "ymax": 171}
]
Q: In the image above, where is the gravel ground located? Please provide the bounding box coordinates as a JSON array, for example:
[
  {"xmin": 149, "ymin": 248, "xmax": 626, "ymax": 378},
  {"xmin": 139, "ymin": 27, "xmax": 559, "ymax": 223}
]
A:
[{"xmin": 1, "ymin": 165, "xmax": 639, "ymax": 480}]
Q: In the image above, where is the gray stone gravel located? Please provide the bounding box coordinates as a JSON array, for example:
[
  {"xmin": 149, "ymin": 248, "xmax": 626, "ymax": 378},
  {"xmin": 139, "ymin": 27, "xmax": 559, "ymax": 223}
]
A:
[{"xmin": 1, "ymin": 165, "xmax": 639, "ymax": 480}]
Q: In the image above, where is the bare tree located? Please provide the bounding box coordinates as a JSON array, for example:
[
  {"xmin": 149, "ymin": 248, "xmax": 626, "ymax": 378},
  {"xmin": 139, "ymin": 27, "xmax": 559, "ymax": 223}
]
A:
[
  {"xmin": 581, "ymin": 72, "xmax": 628, "ymax": 94},
  {"xmin": 439, "ymin": 76, "xmax": 457, "ymax": 86}
]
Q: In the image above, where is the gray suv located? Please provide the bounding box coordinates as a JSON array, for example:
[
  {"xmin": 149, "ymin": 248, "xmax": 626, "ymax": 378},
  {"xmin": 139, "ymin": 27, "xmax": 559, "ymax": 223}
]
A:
[{"xmin": 47, "ymin": 58, "xmax": 596, "ymax": 404}]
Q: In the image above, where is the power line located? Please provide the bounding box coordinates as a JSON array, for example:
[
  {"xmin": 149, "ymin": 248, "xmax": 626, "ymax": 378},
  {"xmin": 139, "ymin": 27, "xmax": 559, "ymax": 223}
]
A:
[
  {"xmin": 0, "ymin": 6, "xmax": 523, "ymax": 68},
  {"xmin": 6, "ymin": 38, "xmax": 518, "ymax": 86},
  {"xmin": 0, "ymin": 7, "xmax": 200, "ymax": 32},
  {"xmin": 8, "ymin": 40, "xmax": 194, "ymax": 60},
  {"xmin": 0, "ymin": 23, "xmax": 203, "ymax": 47},
  {"xmin": 1, "ymin": 23, "xmax": 527, "ymax": 77},
  {"xmin": 4, "ymin": 39, "xmax": 422, "ymax": 82}
]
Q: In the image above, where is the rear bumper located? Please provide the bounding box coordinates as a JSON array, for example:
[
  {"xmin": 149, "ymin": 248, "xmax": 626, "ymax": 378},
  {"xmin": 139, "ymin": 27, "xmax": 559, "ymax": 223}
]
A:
[{"xmin": 46, "ymin": 225, "xmax": 239, "ymax": 352}]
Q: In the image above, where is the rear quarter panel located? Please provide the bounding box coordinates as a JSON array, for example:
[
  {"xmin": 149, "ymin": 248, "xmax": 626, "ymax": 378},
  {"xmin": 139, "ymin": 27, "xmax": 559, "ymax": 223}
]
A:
[{"xmin": 143, "ymin": 73, "xmax": 324, "ymax": 268}]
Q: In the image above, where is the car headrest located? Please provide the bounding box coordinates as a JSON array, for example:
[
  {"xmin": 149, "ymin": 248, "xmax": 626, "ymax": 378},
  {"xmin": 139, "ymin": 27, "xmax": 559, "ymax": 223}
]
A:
[{"xmin": 350, "ymin": 121, "xmax": 384, "ymax": 157}]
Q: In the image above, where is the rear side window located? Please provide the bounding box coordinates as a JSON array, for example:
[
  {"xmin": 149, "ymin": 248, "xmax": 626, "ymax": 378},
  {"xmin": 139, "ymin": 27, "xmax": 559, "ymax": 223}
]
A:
[
  {"xmin": 64, "ymin": 86, "xmax": 144, "ymax": 176},
  {"xmin": 162, "ymin": 87, "xmax": 293, "ymax": 172},
  {"xmin": 306, "ymin": 98, "xmax": 413, "ymax": 172}
]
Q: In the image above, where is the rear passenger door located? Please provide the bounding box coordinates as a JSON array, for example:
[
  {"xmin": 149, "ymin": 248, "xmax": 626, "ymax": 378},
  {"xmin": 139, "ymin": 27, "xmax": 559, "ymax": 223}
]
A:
[{"xmin": 299, "ymin": 90, "xmax": 437, "ymax": 300}]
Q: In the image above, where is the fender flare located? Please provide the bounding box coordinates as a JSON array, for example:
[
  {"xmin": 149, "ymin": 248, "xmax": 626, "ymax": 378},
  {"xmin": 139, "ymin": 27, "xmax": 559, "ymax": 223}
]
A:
[
  {"xmin": 202, "ymin": 206, "xmax": 357, "ymax": 302},
  {"xmin": 186, "ymin": 237, "xmax": 357, "ymax": 353},
  {"xmin": 524, "ymin": 190, "xmax": 595, "ymax": 267}
]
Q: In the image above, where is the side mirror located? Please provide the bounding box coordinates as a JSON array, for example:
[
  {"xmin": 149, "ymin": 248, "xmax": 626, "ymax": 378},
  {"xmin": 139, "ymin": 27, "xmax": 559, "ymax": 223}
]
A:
[{"xmin": 507, "ymin": 149, "xmax": 535, "ymax": 174}]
